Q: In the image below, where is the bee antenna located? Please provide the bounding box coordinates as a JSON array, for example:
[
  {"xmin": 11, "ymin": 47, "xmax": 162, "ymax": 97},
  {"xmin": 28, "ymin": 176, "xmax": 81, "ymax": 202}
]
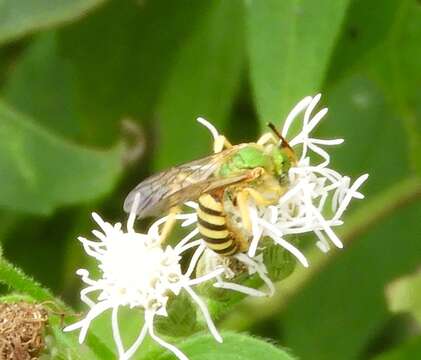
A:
[
  {"xmin": 267, "ymin": 122, "xmax": 291, "ymax": 150},
  {"xmin": 267, "ymin": 122, "xmax": 282, "ymax": 138}
]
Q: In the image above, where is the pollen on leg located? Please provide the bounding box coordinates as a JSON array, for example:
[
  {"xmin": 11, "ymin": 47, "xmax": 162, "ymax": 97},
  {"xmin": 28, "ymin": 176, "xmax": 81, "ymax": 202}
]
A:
[
  {"xmin": 244, "ymin": 187, "xmax": 275, "ymax": 206},
  {"xmin": 159, "ymin": 206, "xmax": 181, "ymax": 244},
  {"xmin": 236, "ymin": 190, "xmax": 252, "ymax": 233}
]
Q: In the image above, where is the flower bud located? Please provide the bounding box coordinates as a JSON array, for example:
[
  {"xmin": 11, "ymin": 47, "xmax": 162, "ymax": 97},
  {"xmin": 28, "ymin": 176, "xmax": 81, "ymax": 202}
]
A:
[
  {"xmin": 154, "ymin": 292, "xmax": 198, "ymax": 337},
  {"xmin": 262, "ymin": 236, "xmax": 297, "ymax": 282}
]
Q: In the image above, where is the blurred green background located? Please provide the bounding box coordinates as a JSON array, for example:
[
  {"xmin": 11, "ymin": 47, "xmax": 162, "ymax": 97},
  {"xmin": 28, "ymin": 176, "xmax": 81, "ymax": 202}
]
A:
[{"xmin": 0, "ymin": 0, "xmax": 420, "ymax": 359}]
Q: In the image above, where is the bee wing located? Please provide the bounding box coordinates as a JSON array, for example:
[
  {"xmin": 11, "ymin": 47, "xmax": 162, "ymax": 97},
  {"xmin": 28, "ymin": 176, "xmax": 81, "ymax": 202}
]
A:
[{"xmin": 124, "ymin": 147, "xmax": 247, "ymax": 218}]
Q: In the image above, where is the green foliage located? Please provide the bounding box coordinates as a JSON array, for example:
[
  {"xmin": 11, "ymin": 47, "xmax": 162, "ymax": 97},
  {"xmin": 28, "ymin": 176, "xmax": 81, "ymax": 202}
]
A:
[
  {"xmin": 154, "ymin": 292, "xmax": 198, "ymax": 337},
  {"xmin": 329, "ymin": 0, "xmax": 421, "ymax": 175},
  {"xmin": 0, "ymin": 100, "xmax": 122, "ymax": 214},
  {"xmin": 270, "ymin": 8, "xmax": 421, "ymax": 357},
  {"xmin": 157, "ymin": 332, "xmax": 296, "ymax": 360},
  {"xmin": 3, "ymin": 32, "xmax": 81, "ymax": 138},
  {"xmin": 0, "ymin": 0, "xmax": 420, "ymax": 359},
  {"xmin": 246, "ymin": 0, "xmax": 349, "ymax": 130},
  {"xmin": 281, "ymin": 201, "xmax": 421, "ymax": 360},
  {"xmin": 263, "ymin": 238, "xmax": 297, "ymax": 282},
  {"xmin": 387, "ymin": 270, "xmax": 421, "ymax": 325},
  {"xmin": 366, "ymin": 0, "xmax": 421, "ymax": 176},
  {"xmin": 0, "ymin": 253, "xmax": 56, "ymax": 302},
  {"xmin": 194, "ymin": 240, "xmax": 297, "ymax": 322},
  {"xmin": 270, "ymin": 3, "xmax": 421, "ymax": 355},
  {"xmin": 0, "ymin": 0, "xmax": 107, "ymax": 45},
  {"xmin": 156, "ymin": 0, "xmax": 245, "ymax": 168},
  {"xmin": 59, "ymin": 0, "xmax": 210, "ymax": 146},
  {"xmin": 373, "ymin": 336, "xmax": 421, "ymax": 360}
]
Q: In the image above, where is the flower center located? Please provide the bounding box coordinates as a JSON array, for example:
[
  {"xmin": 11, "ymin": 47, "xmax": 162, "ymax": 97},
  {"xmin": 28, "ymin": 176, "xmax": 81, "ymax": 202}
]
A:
[{"xmin": 99, "ymin": 233, "xmax": 182, "ymax": 307}]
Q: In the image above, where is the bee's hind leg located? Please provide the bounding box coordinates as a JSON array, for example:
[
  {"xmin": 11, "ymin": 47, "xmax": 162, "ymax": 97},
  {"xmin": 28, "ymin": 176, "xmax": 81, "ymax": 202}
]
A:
[
  {"xmin": 243, "ymin": 187, "xmax": 274, "ymax": 206},
  {"xmin": 235, "ymin": 168, "xmax": 268, "ymax": 233},
  {"xmin": 236, "ymin": 185, "xmax": 275, "ymax": 234},
  {"xmin": 213, "ymin": 135, "xmax": 232, "ymax": 153},
  {"xmin": 236, "ymin": 190, "xmax": 252, "ymax": 233},
  {"xmin": 159, "ymin": 206, "xmax": 181, "ymax": 244}
]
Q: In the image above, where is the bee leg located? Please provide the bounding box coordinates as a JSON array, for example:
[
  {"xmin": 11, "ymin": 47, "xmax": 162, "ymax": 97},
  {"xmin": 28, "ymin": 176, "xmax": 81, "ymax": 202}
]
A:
[
  {"xmin": 213, "ymin": 135, "xmax": 233, "ymax": 153},
  {"xmin": 236, "ymin": 190, "xmax": 252, "ymax": 233},
  {"xmin": 248, "ymin": 166, "xmax": 265, "ymax": 180},
  {"xmin": 159, "ymin": 206, "xmax": 181, "ymax": 244},
  {"xmin": 234, "ymin": 168, "xmax": 267, "ymax": 233},
  {"xmin": 257, "ymin": 133, "xmax": 277, "ymax": 146},
  {"xmin": 270, "ymin": 185, "xmax": 287, "ymax": 197},
  {"xmin": 243, "ymin": 187, "xmax": 274, "ymax": 206}
]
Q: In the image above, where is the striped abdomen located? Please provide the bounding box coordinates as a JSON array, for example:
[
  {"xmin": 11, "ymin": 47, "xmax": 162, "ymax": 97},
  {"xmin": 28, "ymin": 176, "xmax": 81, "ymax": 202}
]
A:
[{"xmin": 197, "ymin": 193, "xmax": 238, "ymax": 256}]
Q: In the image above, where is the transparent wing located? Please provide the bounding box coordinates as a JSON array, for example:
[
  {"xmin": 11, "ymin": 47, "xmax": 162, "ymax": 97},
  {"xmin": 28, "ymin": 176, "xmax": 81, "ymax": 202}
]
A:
[{"xmin": 124, "ymin": 146, "xmax": 248, "ymax": 218}]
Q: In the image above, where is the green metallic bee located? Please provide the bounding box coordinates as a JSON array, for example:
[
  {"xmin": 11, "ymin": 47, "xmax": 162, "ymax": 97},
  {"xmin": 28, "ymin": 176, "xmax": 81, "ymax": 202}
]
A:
[{"xmin": 124, "ymin": 123, "xmax": 296, "ymax": 255}]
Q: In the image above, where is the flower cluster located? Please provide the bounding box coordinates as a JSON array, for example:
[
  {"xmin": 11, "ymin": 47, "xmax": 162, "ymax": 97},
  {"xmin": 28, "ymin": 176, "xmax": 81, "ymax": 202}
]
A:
[
  {"xmin": 64, "ymin": 194, "xmax": 222, "ymax": 360},
  {"xmin": 65, "ymin": 95, "xmax": 368, "ymax": 359},
  {"xmin": 248, "ymin": 94, "xmax": 368, "ymax": 257},
  {"xmin": 184, "ymin": 94, "xmax": 368, "ymax": 292}
]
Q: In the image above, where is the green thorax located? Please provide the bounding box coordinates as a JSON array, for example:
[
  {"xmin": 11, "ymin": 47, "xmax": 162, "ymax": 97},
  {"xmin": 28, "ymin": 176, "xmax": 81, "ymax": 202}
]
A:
[{"xmin": 218, "ymin": 144, "xmax": 292, "ymax": 178}]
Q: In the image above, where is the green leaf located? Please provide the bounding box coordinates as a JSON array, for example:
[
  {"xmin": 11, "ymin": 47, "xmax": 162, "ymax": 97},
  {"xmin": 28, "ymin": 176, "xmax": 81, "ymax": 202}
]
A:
[
  {"xmin": 155, "ymin": 292, "xmax": 198, "ymax": 337},
  {"xmin": 366, "ymin": 0, "xmax": 421, "ymax": 176},
  {"xmin": 86, "ymin": 306, "xmax": 163, "ymax": 359},
  {"xmin": 0, "ymin": 101, "xmax": 122, "ymax": 214},
  {"xmin": 386, "ymin": 270, "xmax": 421, "ymax": 325},
  {"xmin": 246, "ymin": 0, "xmax": 350, "ymax": 129},
  {"xmin": 0, "ymin": 0, "xmax": 107, "ymax": 45},
  {"xmin": 50, "ymin": 326, "xmax": 99, "ymax": 360},
  {"xmin": 326, "ymin": 0, "xmax": 401, "ymax": 82},
  {"xmin": 280, "ymin": 200, "xmax": 421, "ymax": 360},
  {"xmin": 277, "ymin": 57, "xmax": 420, "ymax": 358},
  {"xmin": 0, "ymin": 253, "xmax": 54, "ymax": 302},
  {"xmin": 0, "ymin": 292, "xmax": 38, "ymax": 304},
  {"xmin": 328, "ymin": 0, "xmax": 421, "ymax": 176},
  {"xmin": 195, "ymin": 238, "xmax": 297, "ymax": 323},
  {"xmin": 156, "ymin": 0, "xmax": 245, "ymax": 168},
  {"xmin": 264, "ymin": 238, "xmax": 298, "ymax": 282},
  {"xmin": 156, "ymin": 332, "xmax": 295, "ymax": 360},
  {"xmin": 321, "ymin": 74, "xmax": 410, "ymax": 197},
  {"xmin": 221, "ymin": 177, "xmax": 421, "ymax": 333},
  {"xmin": 58, "ymin": 0, "xmax": 210, "ymax": 146},
  {"xmin": 0, "ymin": 212, "xmax": 18, "ymax": 244},
  {"xmin": 0, "ymin": 43, "xmax": 24, "ymax": 88},
  {"xmin": 3, "ymin": 32, "xmax": 81, "ymax": 139},
  {"xmin": 373, "ymin": 336, "xmax": 421, "ymax": 360}
]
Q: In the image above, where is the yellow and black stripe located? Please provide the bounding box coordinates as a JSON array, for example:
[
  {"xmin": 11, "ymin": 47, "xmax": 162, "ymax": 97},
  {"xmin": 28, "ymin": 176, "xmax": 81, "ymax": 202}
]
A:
[{"xmin": 197, "ymin": 193, "xmax": 238, "ymax": 256}]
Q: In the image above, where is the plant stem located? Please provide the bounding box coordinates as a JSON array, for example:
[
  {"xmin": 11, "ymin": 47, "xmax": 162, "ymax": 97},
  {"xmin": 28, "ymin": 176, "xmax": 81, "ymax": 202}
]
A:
[
  {"xmin": 221, "ymin": 176, "xmax": 421, "ymax": 330},
  {"xmin": 0, "ymin": 255, "xmax": 59, "ymax": 304}
]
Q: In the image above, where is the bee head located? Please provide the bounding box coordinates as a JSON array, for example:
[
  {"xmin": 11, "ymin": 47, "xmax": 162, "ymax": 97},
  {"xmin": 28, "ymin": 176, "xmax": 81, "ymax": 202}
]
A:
[{"xmin": 267, "ymin": 122, "xmax": 297, "ymax": 178}]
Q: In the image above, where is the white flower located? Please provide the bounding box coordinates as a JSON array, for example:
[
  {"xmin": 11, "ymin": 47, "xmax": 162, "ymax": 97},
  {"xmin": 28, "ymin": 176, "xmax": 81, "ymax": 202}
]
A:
[
  {"xmin": 196, "ymin": 94, "xmax": 368, "ymax": 270},
  {"xmin": 146, "ymin": 204, "xmax": 275, "ymax": 298},
  {"xmin": 64, "ymin": 194, "xmax": 223, "ymax": 360},
  {"xmin": 202, "ymin": 249, "xmax": 275, "ymax": 297},
  {"xmin": 247, "ymin": 94, "xmax": 368, "ymax": 259}
]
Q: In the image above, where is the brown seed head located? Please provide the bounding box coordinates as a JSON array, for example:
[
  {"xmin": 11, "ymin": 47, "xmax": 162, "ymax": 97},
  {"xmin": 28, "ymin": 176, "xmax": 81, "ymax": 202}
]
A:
[{"xmin": 0, "ymin": 302, "xmax": 48, "ymax": 360}]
